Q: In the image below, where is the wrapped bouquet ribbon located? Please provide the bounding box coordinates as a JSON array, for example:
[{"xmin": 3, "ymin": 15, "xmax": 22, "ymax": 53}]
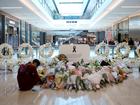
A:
[
  {"xmin": 95, "ymin": 42, "xmax": 109, "ymax": 57},
  {"xmin": 115, "ymin": 42, "xmax": 130, "ymax": 58},
  {"xmin": 37, "ymin": 66, "xmax": 46, "ymax": 80},
  {"xmin": 0, "ymin": 43, "xmax": 13, "ymax": 59},
  {"xmin": 39, "ymin": 43, "xmax": 53, "ymax": 58}
]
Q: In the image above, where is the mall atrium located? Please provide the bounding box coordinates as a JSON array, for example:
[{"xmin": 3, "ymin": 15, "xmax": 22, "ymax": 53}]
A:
[{"xmin": 0, "ymin": 0, "xmax": 140, "ymax": 105}]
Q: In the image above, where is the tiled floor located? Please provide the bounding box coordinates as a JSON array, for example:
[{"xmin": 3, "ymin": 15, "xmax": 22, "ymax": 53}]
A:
[
  {"xmin": 0, "ymin": 47, "xmax": 137, "ymax": 105},
  {"xmin": 0, "ymin": 68, "xmax": 140, "ymax": 105}
]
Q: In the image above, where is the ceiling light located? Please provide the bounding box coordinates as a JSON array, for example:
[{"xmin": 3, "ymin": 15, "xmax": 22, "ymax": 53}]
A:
[
  {"xmin": 9, "ymin": 20, "xmax": 15, "ymax": 25},
  {"xmin": 55, "ymin": 0, "xmax": 88, "ymax": 16},
  {"xmin": 111, "ymin": 12, "xmax": 130, "ymax": 14},
  {"xmin": 57, "ymin": 4, "xmax": 83, "ymax": 16},
  {"xmin": 58, "ymin": 0, "xmax": 83, "ymax": 3},
  {"xmin": 0, "ymin": 7, "xmax": 23, "ymax": 9},
  {"xmin": 121, "ymin": 6, "xmax": 140, "ymax": 8}
]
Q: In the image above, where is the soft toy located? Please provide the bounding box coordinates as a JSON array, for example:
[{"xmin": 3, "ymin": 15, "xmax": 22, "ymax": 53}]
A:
[
  {"xmin": 57, "ymin": 54, "xmax": 68, "ymax": 63},
  {"xmin": 55, "ymin": 71, "xmax": 62, "ymax": 88},
  {"xmin": 41, "ymin": 73, "xmax": 55, "ymax": 89},
  {"xmin": 118, "ymin": 67, "xmax": 128, "ymax": 80},
  {"xmin": 113, "ymin": 66, "xmax": 128, "ymax": 83},
  {"xmin": 37, "ymin": 66, "xmax": 46, "ymax": 80}
]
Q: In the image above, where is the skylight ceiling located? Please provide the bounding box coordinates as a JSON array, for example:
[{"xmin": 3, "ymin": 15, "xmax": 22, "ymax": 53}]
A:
[
  {"xmin": 54, "ymin": 0, "xmax": 89, "ymax": 16},
  {"xmin": 2, "ymin": 0, "xmax": 137, "ymax": 31},
  {"xmin": 32, "ymin": 0, "xmax": 100, "ymax": 20}
]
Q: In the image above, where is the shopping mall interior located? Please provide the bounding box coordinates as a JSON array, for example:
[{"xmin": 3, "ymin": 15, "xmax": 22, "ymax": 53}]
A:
[{"xmin": 0, "ymin": 0, "xmax": 140, "ymax": 105}]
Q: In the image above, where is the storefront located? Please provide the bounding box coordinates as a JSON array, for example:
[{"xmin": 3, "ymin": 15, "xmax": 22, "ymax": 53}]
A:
[
  {"xmin": 0, "ymin": 12, "xmax": 20, "ymax": 49},
  {"xmin": 32, "ymin": 26, "xmax": 41, "ymax": 46},
  {"xmin": 5, "ymin": 17, "xmax": 19, "ymax": 50}
]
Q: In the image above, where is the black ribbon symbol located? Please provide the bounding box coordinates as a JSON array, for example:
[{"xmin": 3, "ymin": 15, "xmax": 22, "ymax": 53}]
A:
[
  {"xmin": 73, "ymin": 46, "xmax": 76, "ymax": 52},
  {"xmin": 2, "ymin": 47, "xmax": 9, "ymax": 56}
]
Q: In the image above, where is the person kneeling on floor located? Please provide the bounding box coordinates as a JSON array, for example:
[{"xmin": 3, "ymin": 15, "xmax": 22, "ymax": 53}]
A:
[{"xmin": 17, "ymin": 59, "xmax": 41, "ymax": 91}]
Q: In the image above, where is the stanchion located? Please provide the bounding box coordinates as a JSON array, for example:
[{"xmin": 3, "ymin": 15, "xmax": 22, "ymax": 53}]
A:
[{"xmin": 4, "ymin": 59, "xmax": 7, "ymax": 81}]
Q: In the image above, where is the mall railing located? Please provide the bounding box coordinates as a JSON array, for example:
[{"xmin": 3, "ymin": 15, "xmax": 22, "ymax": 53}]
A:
[
  {"xmin": 52, "ymin": 0, "xmax": 108, "ymax": 20},
  {"xmin": 37, "ymin": 0, "xmax": 54, "ymax": 17},
  {"xmin": 89, "ymin": 0, "xmax": 107, "ymax": 18},
  {"xmin": 34, "ymin": 0, "xmax": 109, "ymax": 20}
]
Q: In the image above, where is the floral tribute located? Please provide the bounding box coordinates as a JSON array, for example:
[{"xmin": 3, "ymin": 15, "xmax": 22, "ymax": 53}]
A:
[
  {"xmin": 18, "ymin": 43, "xmax": 33, "ymax": 58},
  {"xmin": 115, "ymin": 42, "xmax": 130, "ymax": 58},
  {"xmin": 39, "ymin": 54, "xmax": 130, "ymax": 92},
  {"xmin": 39, "ymin": 43, "xmax": 53, "ymax": 58},
  {"xmin": 95, "ymin": 42, "xmax": 109, "ymax": 57},
  {"xmin": 0, "ymin": 43, "xmax": 13, "ymax": 59}
]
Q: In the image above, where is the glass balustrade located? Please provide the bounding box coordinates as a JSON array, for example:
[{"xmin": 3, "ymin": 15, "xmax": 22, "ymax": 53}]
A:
[{"xmin": 32, "ymin": 0, "xmax": 109, "ymax": 20}]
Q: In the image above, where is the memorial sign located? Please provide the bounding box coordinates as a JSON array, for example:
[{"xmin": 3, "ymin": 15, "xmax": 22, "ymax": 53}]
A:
[{"xmin": 59, "ymin": 44, "xmax": 90, "ymax": 62}]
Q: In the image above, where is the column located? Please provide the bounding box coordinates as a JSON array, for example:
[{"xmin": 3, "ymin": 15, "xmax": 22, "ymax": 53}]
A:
[
  {"xmin": 0, "ymin": 15, "xmax": 5, "ymax": 44},
  {"xmin": 29, "ymin": 24, "xmax": 32, "ymax": 45},
  {"xmin": 25, "ymin": 22, "xmax": 28, "ymax": 43},
  {"xmin": 19, "ymin": 20, "xmax": 22, "ymax": 44},
  {"xmin": 40, "ymin": 32, "xmax": 46, "ymax": 45}
]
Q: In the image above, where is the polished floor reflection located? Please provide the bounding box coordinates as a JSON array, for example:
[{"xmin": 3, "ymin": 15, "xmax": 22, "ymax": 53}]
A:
[{"xmin": 0, "ymin": 68, "xmax": 140, "ymax": 105}]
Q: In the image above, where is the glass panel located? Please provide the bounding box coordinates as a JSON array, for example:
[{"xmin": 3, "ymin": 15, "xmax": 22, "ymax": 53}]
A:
[
  {"xmin": 54, "ymin": 0, "xmax": 88, "ymax": 16},
  {"xmin": 58, "ymin": 0, "xmax": 83, "ymax": 2},
  {"xmin": 32, "ymin": 0, "xmax": 109, "ymax": 20},
  {"xmin": 32, "ymin": 26, "xmax": 40, "ymax": 46},
  {"xmin": 57, "ymin": 4, "xmax": 83, "ymax": 16},
  {"xmin": 21, "ymin": 21, "xmax": 25, "ymax": 43}
]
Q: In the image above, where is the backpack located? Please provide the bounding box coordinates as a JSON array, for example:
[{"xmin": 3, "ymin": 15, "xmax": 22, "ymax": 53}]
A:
[{"xmin": 17, "ymin": 64, "xmax": 35, "ymax": 90}]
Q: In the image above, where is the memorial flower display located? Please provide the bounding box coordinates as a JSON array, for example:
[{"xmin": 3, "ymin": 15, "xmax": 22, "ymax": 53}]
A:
[
  {"xmin": 18, "ymin": 43, "xmax": 33, "ymax": 58},
  {"xmin": 1, "ymin": 42, "xmax": 139, "ymax": 92},
  {"xmin": 0, "ymin": 43, "xmax": 14, "ymax": 70},
  {"xmin": 114, "ymin": 42, "xmax": 130, "ymax": 59},
  {"xmin": 39, "ymin": 43, "xmax": 53, "ymax": 58},
  {"xmin": 0, "ymin": 43, "xmax": 13, "ymax": 59},
  {"xmin": 40, "ymin": 56, "xmax": 129, "ymax": 91},
  {"xmin": 95, "ymin": 42, "xmax": 109, "ymax": 57}
]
